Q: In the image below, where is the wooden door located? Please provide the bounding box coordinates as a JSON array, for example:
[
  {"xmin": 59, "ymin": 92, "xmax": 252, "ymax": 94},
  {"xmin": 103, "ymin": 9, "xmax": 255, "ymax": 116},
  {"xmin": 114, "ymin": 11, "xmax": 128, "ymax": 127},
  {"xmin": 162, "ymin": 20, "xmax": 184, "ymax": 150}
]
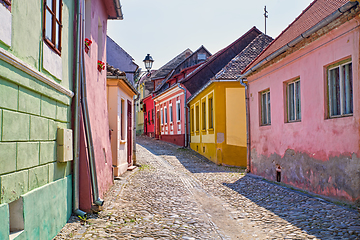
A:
[{"xmin": 127, "ymin": 100, "xmax": 132, "ymax": 166}]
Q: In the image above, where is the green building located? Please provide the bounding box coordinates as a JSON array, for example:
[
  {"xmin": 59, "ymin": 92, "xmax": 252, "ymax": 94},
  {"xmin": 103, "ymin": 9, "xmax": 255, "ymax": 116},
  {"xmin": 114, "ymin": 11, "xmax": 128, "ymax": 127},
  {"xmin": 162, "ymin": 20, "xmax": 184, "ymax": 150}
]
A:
[{"xmin": 0, "ymin": 0, "xmax": 74, "ymax": 239}]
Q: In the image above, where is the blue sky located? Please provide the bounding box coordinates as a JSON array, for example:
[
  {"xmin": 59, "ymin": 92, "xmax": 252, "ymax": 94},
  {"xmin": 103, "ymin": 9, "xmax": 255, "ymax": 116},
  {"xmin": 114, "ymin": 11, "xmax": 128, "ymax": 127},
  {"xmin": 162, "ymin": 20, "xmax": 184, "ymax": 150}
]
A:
[{"xmin": 108, "ymin": 0, "xmax": 314, "ymax": 70}]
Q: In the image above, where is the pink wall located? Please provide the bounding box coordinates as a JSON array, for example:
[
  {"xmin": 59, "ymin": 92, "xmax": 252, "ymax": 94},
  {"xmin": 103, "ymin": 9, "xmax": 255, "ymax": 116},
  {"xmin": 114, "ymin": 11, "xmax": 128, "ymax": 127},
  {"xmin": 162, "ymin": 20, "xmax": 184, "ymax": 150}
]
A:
[
  {"xmin": 154, "ymin": 87, "xmax": 187, "ymax": 146},
  {"xmin": 143, "ymin": 95, "xmax": 155, "ymax": 136},
  {"xmin": 247, "ymin": 19, "xmax": 360, "ymax": 203},
  {"xmin": 79, "ymin": 0, "xmax": 113, "ymax": 211}
]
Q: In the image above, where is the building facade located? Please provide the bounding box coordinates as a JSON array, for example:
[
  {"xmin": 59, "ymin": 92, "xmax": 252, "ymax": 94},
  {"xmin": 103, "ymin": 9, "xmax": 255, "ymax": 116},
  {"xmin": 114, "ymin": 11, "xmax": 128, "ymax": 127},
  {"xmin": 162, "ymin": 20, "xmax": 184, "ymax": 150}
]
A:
[
  {"xmin": 0, "ymin": 0, "xmax": 75, "ymax": 239},
  {"xmin": 242, "ymin": 0, "xmax": 360, "ymax": 203}
]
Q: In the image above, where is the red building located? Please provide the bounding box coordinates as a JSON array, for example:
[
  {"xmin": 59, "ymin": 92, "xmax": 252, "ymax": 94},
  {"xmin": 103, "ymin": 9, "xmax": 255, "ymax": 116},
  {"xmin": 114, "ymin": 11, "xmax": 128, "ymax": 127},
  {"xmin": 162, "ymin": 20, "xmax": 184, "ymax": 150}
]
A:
[{"xmin": 142, "ymin": 95, "xmax": 155, "ymax": 137}]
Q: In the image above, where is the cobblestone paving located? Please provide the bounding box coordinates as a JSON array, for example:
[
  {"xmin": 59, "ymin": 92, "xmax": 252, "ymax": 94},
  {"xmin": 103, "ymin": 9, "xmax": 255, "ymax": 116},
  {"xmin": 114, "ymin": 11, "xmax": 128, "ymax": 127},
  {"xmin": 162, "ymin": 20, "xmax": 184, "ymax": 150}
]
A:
[{"xmin": 55, "ymin": 136, "xmax": 360, "ymax": 239}]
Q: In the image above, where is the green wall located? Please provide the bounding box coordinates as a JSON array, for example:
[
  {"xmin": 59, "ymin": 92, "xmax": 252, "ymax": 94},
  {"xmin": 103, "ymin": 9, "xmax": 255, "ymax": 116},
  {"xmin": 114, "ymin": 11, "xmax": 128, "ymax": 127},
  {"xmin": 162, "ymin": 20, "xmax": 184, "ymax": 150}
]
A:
[{"xmin": 0, "ymin": 0, "xmax": 75, "ymax": 239}]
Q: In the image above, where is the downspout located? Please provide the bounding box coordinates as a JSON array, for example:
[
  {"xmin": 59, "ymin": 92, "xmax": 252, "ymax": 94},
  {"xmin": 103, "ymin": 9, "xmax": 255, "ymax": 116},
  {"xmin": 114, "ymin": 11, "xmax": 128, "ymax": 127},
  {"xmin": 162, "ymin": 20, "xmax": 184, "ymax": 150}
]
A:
[
  {"xmin": 239, "ymin": 78, "xmax": 251, "ymax": 172},
  {"xmin": 73, "ymin": 0, "xmax": 86, "ymax": 218},
  {"xmin": 133, "ymin": 91, "xmax": 140, "ymax": 166},
  {"xmin": 80, "ymin": 0, "xmax": 103, "ymax": 207},
  {"xmin": 178, "ymin": 83, "xmax": 188, "ymax": 147}
]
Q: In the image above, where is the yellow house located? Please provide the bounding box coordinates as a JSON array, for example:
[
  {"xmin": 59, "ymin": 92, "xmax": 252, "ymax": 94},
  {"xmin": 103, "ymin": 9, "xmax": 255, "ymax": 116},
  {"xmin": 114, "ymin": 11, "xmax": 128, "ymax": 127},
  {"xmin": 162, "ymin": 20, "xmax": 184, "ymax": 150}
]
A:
[{"xmin": 188, "ymin": 34, "xmax": 273, "ymax": 167}]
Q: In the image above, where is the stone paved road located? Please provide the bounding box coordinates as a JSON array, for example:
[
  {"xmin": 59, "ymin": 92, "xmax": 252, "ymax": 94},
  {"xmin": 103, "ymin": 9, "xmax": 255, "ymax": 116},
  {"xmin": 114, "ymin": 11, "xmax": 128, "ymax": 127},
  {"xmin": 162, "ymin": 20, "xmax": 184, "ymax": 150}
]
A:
[{"xmin": 55, "ymin": 136, "xmax": 360, "ymax": 239}]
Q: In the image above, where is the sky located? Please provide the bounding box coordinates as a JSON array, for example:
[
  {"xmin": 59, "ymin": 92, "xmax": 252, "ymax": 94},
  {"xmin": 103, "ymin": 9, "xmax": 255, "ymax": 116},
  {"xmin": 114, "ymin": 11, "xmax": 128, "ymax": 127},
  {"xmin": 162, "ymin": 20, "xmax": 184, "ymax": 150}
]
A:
[{"xmin": 107, "ymin": 0, "xmax": 314, "ymax": 71}]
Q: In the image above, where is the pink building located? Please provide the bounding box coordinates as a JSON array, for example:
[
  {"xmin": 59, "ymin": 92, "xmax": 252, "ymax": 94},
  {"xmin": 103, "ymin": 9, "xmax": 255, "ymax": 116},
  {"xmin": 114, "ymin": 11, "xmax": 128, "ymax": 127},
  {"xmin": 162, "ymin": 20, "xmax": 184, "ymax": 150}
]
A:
[
  {"xmin": 79, "ymin": 0, "xmax": 123, "ymax": 212},
  {"xmin": 240, "ymin": 0, "xmax": 360, "ymax": 203},
  {"xmin": 153, "ymin": 46, "xmax": 211, "ymax": 146}
]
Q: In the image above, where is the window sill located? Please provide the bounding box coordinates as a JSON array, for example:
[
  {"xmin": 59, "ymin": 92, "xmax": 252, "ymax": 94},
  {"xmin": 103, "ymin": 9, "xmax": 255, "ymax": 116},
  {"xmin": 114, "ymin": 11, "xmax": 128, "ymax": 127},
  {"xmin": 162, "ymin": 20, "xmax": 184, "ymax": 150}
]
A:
[
  {"xmin": 286, "ymin": 120, "xmax": 301, "ymax": 123},
  {"xmin": 260, "ymin": 124, "xmax": 271, "ymax": 127},
  {"xmin": 327, "ymin": 114, "xmax": 353, "ymax": 119},
  {"xmin": 120, "ymin": 140, "xmax": 126, "ymax": 144}
]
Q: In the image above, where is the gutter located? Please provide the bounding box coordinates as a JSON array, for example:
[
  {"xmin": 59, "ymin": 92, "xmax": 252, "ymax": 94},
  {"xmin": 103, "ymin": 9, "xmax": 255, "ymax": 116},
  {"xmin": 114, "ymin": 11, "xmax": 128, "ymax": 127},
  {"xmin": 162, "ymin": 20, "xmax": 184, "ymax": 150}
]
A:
[
  {"xmin": 178, "ymin": 83, "xmax": 188, "ymax": 147},
  {"xmin": 239, "ymin": 1, "xmax": 358, "ymax": 79},
  {"xmin": 239, "ymin": 79, "xmax": 251, "ymax": 172},
  {"xmin": 111, "ymin": 0, "xmax": 123, "ymax": 20},
  {"xmin": 73, "ymin": 0, "xmax": 86, "ymax": 218}
]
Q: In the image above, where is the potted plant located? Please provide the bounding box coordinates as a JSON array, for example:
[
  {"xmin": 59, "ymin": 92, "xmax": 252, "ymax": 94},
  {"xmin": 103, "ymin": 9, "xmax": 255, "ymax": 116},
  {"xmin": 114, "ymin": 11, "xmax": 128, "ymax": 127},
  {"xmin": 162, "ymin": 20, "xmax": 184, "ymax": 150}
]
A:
[
  {"xmin": 84, "ymin": 38, "xmax": 92, "ymax": 53},
  {"xmin": 97, "ymin": 60, "xmax": 105, "ymax": 72}
]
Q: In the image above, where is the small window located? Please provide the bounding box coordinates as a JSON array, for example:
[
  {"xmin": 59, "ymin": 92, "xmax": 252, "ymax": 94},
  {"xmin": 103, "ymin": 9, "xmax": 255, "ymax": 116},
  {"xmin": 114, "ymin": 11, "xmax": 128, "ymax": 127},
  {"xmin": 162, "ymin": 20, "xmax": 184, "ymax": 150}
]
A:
[
  {"xmin": 164, "ymin": 106, "xmax": 167, "ymax": 124},
  {"xmin": 190, "ymin": 107, "xmax": 194, "ymax": 133},
  {"xmin": 208, "ymin": 96, "xmax": 213, "ymax": 129},
  {"xmin": 44, "ymin": 0, "xmax": 63, "ymax": 54},
  {"xmin": 202, "ymin": 101, "xmax": 206, "ymax": 130},
  {"xmin": 121, "ymin": 99, "xmax": 125, "ymax": 140},
  {"xmin": 176, "ymin": 101, "xmax": 181, "ymax": 121},
  {"xmin": 152, "ymin": 109, "xmax": 154, "ymax": 121},
  {"xmin": 170, "ymin": 105, "xmax": 173, "ymax": 123},
  {"xmin": 196, "ymin": 105, "xmax": 199, "ymax": 132},
  {"xmin": 160, "ymin": 109, "xmax": 163, "ymax": 125},
  {"xmin": 148, "ymin": 111, "xmax": 150, "ymax": 122},
  {"xmin": 287, "ymin": 79, "xmax": 301, "ymax": 122},
  {"xmin": 0, "ymin": 0, "xmax": 11, "ymax": 11},
  {"xmin": 328, "ymin": 61, "xmax": 353, "ymax": 117},
  {"xmin": 198, "ymin": 53, "xmax": 206, "ymax": 60},
  {"xmin": 261, "ymin": 90, "xmax": 271, "ymax": 125}
]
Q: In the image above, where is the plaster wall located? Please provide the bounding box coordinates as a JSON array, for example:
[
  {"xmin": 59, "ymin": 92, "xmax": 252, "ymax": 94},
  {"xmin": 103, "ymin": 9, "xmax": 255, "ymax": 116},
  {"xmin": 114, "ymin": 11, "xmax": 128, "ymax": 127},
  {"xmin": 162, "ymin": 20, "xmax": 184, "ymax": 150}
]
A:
[
  {"xmin": 107, "ymin": 80, "xmax": 135, "ymax": 176},
  {"xmin": 247, "ymin": 19, "xmax": 360, "ymax": 203},
  {"xmin": 0, "ymin": 0, "xmax": 74, "ymax": 237},
  {"xmin": 79, "ymin": 0, "xmax": 113, "ymax": 210},
  {"xmin": 154, "ymin": 86, "xmax": 186, "ymax": 146},
  {"xmin": 143, "ymin": 96, "xmax": 155, "ymax": 136},
  {"xmin": 189, "ymin": 82, "xmax": 247, "ymax": 167}
]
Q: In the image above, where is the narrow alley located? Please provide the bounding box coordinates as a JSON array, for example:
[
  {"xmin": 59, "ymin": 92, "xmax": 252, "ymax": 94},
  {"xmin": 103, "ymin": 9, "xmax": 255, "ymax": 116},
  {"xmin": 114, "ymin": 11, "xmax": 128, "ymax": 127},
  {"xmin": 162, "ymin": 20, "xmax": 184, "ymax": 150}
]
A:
[{"xmin": 55, "ymin": 136, "xmax": 360, "ymax": 239}]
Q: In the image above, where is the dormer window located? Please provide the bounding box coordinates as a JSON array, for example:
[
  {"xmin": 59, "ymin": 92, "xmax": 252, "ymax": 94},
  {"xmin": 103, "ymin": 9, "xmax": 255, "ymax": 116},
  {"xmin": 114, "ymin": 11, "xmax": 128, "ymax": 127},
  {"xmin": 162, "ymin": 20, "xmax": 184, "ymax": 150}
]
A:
[
  {"xmin": 198, "ymin": 53, "xmax": 206, "ymax": 61},
  {"xmin": 0, "ymin": 0, "xmax": 11, "ymax": 11},
  {"xmin": 44, "ymin": 0, "xmax": 62, "ymax": 55}
]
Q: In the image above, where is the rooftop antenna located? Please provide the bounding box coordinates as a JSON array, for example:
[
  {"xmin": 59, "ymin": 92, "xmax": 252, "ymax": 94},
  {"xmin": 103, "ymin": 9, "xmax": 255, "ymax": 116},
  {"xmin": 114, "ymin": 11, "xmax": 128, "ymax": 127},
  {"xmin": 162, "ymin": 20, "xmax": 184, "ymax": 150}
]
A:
[{"xmin": 264, "ymin": 6, "xmax": 268, "ymax": 35}]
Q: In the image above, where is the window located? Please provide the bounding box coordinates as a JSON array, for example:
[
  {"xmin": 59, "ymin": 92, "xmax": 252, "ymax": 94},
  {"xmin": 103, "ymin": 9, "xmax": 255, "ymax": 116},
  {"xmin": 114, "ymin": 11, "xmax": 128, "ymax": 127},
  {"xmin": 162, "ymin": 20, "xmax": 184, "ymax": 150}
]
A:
[
  {"xmin": 169, "ymin": 104, "xmax": 173, "ymax": 123},
  {"xmin": 148, "ymin": 111, "xmax": 150, "ymax": 123},
  {"xmin": 160, "ymin": 109, "xmax": 163, "ymax": 125},
  {"xmin": 121, "ymin": 99, "xmax": 125, "ymax": 140},
  {"xmin": 164, "ymin": 106, "xmax": 167, "ymax": 124},
  {"xmin": 287, "ymin": 79, "xmax": 301, "ymax": 122},
  {"xmin": 261, "ymin": 90, "xmax": 271, "ymax": 125},
  {"xmin": 328, "ymin": 61, "xmax": 353, "ymax": 117},
  {"xmin": 176, "ymin": 101, "xmax": 181, "ymax": 121},
  {"xmin": 202, "ymin": 101, "xmax": 206, "ymax": 130},
  {"xmin": 44, "ymin": 0, "xmax": 62, "ymax": 54},
  {"xmin": 198, "ymin": 53, "xmax": 206, "ymax": 61},
  {"xmin": 208, "ymin": 96, "xmax": 213, "ymax": 129},
  {"xmin": 196, "ymin": 105, "xmax": 199, "ymax": 132},
  {"xmin": 190, "ymin": 107, "xmax": 194, "ymax": 133},
  {"xmin": 152, "ymin": 109, "xmax": 154, "ymax": 121},
  {"xmin": 0, "ymin": 0, "xmax": 11, "ymax": 11}
]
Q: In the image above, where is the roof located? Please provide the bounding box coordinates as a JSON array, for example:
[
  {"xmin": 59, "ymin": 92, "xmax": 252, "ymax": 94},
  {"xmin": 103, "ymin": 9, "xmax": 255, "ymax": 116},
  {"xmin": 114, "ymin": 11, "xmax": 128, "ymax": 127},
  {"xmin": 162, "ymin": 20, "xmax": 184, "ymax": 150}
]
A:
[
  {"xmin": 107, "ymin": 64, "xmax": 138, "ymax": 95},
  {"xmin": 103, "ymin": 0, "xmax": 123, "ymax": 20},
  {"xmin": 244, "ymin": 0, "xmax": 350, "ymax": 72},
  {"xmin": 150, "ymin": 49, "xmax": 193, "ymax": 80},
  {"xmin": 154, "ymin": 45, "xmax": 211, "ymax": 93},
  {"xmin": 181, "ymin": 26, "xmax": 262, "ymax": 94},
  {"xmin": 214, "ymin": 34, "xmax": 273, "ymax": 80}
]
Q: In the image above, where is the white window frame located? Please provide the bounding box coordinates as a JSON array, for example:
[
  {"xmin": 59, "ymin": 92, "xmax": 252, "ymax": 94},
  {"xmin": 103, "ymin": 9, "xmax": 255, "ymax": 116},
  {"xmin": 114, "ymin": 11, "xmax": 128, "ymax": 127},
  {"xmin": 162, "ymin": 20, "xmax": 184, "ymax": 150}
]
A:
[
  {"xmin": 160, "ymin": 108, "xmax": 163, "ymax": 125},
  {"xmin": 169, "ymin": 103, "xmax": 173, "ymax": 123},
  {"xmin": 261, "ymin": 90, "xmax": 271, "ymax": 126},
  {"xmin": 164, "ymin": 106, "xmax": 167, "ymax": 124},
  {"xmin": 287, "ymin": 79, "xmax": 301, "ymax": 122},
  {"xmin": 328, "ymin": 61, "xmax": 353, "ymax": 118},
  {"xmin": 176, "ymin": 100, "xmax": 181, "ymax": 122}
]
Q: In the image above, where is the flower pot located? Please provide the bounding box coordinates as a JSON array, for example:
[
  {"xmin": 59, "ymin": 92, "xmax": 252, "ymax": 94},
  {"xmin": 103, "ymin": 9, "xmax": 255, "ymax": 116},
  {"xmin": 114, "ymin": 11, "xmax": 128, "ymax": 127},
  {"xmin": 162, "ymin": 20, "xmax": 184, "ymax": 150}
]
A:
[
  {"xmin": 85, "ymin": 45, "xmax": 89, "ymax": 54},
  {"xmin": 98, "ymin": 65, "xmax": 102, "ymax": 72}
]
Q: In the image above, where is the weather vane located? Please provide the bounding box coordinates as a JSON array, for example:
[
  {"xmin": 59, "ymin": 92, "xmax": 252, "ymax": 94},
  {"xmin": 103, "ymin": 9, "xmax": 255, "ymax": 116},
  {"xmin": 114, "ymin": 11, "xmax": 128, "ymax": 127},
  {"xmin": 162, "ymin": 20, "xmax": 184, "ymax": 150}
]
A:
[{"xmin": 264, "ymin": 6, "xmax": 268, "ymax": 35}]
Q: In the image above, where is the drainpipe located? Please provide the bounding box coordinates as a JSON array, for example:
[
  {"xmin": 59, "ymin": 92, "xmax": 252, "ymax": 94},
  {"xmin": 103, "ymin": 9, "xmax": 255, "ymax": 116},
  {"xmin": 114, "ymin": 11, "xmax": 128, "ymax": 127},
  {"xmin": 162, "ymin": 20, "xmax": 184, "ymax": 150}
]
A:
[
  {"xmin": 133, "ymin": 92, "xmax": 140, "ymax": 166},
  {"xmin": 73, "ymin": 0, "xmax": 86, "ymax": 218},
  {"xmin": 80, "ymin": 0, "xmax": 103, "ymax": 207},
  {"xmin": 178, "ymin": 83, "xmax": 188, "ymax": 147},
  {"xmin": 239, "ymin": 78, "xmax": 251, "ymax": 172}
]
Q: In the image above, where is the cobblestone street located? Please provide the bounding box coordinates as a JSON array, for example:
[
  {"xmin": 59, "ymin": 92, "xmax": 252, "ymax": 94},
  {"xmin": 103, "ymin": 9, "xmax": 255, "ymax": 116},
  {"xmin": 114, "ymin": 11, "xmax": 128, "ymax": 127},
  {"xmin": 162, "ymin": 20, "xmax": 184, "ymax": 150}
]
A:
[{"xmin": 55, "ymin": 136, "xmax": 360, "ymax": 239}]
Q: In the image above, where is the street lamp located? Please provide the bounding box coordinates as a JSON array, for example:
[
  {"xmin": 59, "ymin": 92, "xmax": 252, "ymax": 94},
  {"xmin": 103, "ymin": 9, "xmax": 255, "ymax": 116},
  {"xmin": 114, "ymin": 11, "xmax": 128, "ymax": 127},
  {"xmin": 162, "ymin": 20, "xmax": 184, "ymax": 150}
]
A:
[{"xmin": 143, "ymin": 54, "xmax": 154, "ymax": 72}]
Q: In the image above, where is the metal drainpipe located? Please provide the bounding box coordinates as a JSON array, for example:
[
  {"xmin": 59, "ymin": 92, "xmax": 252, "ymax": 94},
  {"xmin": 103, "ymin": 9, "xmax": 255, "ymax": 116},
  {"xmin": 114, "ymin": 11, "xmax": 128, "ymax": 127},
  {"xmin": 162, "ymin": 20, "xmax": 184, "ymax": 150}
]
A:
[
  {"xmin": 239, "ymin": 79, "xmax": 251, "ymax": 172},
  {"xmin": 133, "ymin": 91, "xmax": 140, "ymax": 166},
  {"xmin": 73, "ymin": 0, "xmax": 86, "ymax": 218},
  {"xmin": 178, "ymin": 83, "xmax": 188, "ymax": 147},
  {"xmin": 80, "ymin": 0, "xmax": 103, "ymax": 207}
]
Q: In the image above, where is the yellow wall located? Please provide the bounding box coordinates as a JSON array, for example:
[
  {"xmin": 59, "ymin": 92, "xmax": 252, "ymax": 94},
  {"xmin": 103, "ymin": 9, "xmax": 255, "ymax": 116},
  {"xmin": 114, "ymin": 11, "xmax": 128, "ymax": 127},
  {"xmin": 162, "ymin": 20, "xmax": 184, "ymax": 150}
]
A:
[{"xmin": 189, "ymin": 82, "xmax": 247, "ymax": 167}]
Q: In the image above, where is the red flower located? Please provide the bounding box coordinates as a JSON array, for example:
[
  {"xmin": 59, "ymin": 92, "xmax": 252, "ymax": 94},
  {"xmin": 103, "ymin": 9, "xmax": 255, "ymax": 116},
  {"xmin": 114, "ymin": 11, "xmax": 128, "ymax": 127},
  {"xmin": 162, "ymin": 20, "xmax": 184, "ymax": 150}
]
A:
[
  {"xmin": 85, "ymin": 38, "xmax": 92, "ymax": 47},
  {"xmin": 97, "ymin": 60, "xmax": 105, "ymax": 70}
]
